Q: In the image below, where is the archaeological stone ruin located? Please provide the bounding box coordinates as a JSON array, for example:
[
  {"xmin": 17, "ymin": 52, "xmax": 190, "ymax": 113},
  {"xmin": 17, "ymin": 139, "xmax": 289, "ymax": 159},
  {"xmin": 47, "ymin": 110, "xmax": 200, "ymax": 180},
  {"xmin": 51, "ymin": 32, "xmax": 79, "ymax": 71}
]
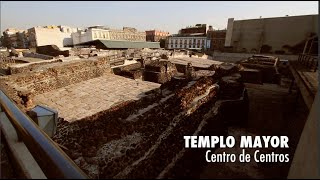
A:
[{"xmin": 0, "ymin": 46, "xmax": 311, "ymax": 179}]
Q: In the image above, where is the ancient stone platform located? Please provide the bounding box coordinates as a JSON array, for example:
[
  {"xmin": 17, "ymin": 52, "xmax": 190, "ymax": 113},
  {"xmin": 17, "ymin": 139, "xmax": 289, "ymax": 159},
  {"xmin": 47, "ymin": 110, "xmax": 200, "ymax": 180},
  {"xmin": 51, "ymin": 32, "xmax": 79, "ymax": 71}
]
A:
[{"xmin": 33, "ymin": 74, "xmax": 161, "ymax": 122}]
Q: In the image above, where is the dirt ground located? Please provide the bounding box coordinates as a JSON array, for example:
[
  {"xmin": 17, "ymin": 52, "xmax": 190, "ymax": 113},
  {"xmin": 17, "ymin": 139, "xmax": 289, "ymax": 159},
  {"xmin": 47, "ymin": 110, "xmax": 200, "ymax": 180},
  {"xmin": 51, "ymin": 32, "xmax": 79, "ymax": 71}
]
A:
[{"xmin": 200, "ymin": 82, "xmax": 309, "ymax": 179}]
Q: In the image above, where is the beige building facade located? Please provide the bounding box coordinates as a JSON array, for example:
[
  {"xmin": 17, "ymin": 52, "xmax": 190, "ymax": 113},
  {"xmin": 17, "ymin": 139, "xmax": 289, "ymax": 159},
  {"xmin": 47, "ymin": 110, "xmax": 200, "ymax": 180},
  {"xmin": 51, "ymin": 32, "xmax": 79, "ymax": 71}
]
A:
[
  {"xmin": 72, "ymin": 26, "xmax": 146, "ymax": 45},
  {"xmin": 28, "ymin": 25, "xmax": 78, "ymax": 48},
  {"xmin": 225, "ymin": 14, "xmax": 318, "ymax": 54}
]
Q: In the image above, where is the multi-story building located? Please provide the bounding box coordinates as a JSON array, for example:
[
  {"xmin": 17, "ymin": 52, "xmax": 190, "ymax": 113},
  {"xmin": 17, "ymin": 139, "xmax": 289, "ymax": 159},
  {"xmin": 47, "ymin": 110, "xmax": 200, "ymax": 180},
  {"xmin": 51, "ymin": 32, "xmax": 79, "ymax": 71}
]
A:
[
  {"xmin": 145, "ymin": 30, "xmax": 170, "ymax": 42},
  {"xmin": 166, "ymin": 24, "xmax": 210, "ymax": 50},
  {"xmin": 225, "ymin": 14, "xmax": 318, "ymax": 53},
  {"xmin": 166, "ymin": 35, "xmax": 208, "ymax": 50},
  {"xmin": 28, "ymin": 25, "xmax": 79, "ymax": 48},
  {"xmin": 207, "ymin": 26, "xmax": 226, "ymax": 52},
  {"xmin": 72, "ymin": 26, "xmax": 146, "ymax": 45}
]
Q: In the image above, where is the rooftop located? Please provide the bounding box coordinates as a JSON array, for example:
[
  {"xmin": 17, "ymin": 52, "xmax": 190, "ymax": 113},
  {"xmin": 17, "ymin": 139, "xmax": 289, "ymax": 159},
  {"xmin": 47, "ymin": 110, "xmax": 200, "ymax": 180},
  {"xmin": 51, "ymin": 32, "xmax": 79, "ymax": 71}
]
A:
[{"xmin": 76, "ymin": 40, "xmax": 160, "ymax": 49}]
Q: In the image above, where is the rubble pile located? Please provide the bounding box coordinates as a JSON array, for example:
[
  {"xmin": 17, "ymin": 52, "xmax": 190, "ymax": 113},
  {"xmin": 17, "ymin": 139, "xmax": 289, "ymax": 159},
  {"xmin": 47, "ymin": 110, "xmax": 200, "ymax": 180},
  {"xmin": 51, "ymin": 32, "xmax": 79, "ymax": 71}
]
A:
[
  {"xmin": 238, "ymin": 55, "xmax": 281, "ymax": 84},
  {"xmin": 52, "ymin": 62, "xmax": 248, "ymax": 179}
]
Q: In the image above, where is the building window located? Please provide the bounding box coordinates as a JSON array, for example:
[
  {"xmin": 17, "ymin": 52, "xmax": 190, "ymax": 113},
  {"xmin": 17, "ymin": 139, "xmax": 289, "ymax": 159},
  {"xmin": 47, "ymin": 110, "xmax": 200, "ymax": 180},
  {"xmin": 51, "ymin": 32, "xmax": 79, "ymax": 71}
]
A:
[
  {"xmin": 202, "ymin": 40, "xmax": 205, "ymax": 44},
  {"xmin": 184, "ymin": 39, "xmax": 187, "ymax": 44},
  {"xmin": 175, "ymin": 40, "xmax": 178, "ymax": 44},
  {"xmin": 189, "ymin": 39, "xmax": 192, "ymax": 44},
  {"xmin": 175, "ymin": 44, "xmax": 177, "ymax": 48},
  {"xmin": 180, "ymin": 44, "xmax": 182, "ymax": 48},
  {"xmin": 103, "ymin": 33, "xmax": 106, "ymax": 38},
  {"xmin": 171, "ymin": 44, "xmax": 173, "ymax": 48}
]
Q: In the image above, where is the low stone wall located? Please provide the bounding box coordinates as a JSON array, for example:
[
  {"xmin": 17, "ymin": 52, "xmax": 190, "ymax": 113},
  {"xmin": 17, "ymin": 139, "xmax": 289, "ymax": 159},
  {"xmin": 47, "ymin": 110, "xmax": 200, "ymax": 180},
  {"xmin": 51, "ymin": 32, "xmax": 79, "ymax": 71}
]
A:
[
  {"xmin": 212, "ymin": 52, "xmax": 299, "ymax": 63},
  {"xmin": 23, "ymin": 52, "xmax": 54, "ymax": 60},
  {"xmin": 8, "ymin": 59, "xmax": 62, "ymax": 74}
]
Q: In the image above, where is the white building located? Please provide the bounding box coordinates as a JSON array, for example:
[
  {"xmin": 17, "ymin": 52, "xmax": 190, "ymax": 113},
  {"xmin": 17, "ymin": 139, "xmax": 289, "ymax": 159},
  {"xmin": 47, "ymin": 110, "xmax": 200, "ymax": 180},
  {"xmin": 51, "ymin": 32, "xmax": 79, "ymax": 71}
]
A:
[
  {"xmin": 71, "ymin": 26, "xmax": 146, "ymax": 45},
  {"xmin": 166, "ymin": 34, "xmax": 209, "ymax": 50},
  {"xmin": 28, "ymin": 25, "xmax": 79, "ymax": 48}
]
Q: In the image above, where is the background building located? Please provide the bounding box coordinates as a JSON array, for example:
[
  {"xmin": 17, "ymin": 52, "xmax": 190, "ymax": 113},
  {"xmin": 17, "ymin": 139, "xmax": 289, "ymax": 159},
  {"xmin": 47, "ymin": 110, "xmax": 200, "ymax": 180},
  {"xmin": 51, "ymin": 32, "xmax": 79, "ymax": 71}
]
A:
[
  {"xmin": 206, "ymin": 26, "xmax": 226, "ymax": 52},
  {"xmin": 28, "ymin": 25, "xmax": 78, "ymax": 48},
  {"xmin": 145, "ymin": 30, "xmax": 169, "ymax": 42},
  {"xmin": 72, "ymin": 26, "xmax": 146, "ymax": 45},
  {"xmin": 225, "ymin": 14, "xmax": 319, "ymax": 54},
  {"xmin": 166, "ymin": 24, "xmax": 209, "ymax": 50},
  {"xmin": 166, "ymin": 35, "xmax": 207, "ymax": 50},
  {"xmin": 180, "ymin": 24, "xmax": 208, "ymax": 35}
]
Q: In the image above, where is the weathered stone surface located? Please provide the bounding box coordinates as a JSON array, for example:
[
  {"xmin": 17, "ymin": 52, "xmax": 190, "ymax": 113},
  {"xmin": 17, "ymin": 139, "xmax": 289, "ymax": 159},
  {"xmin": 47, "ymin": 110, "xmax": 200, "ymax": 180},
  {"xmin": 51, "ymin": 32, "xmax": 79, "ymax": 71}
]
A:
[
  {"xmin": 239, "ymin": 68, "xmax": 263, "ymax": 84},
  {"xmin": 143, "ymin": 60, "xmax": 177, "ymax": 84},
  {"xmin": 33, "ymin": 74, "xmax": 161, "ymax": 122},
  {"xmin": 52, "ymin": 76, "xmax": 222, "ymax": 179},
  {"xmin": 9, "ymin": 59, "xmax": 62, "ymax": 74},
  {"xmin": 239, "ymin": 55, "xmax": 281, "ymax": 84},
  {"xmin": 0, "ymin": 57, "xmax": 111, "ymax": 111}
]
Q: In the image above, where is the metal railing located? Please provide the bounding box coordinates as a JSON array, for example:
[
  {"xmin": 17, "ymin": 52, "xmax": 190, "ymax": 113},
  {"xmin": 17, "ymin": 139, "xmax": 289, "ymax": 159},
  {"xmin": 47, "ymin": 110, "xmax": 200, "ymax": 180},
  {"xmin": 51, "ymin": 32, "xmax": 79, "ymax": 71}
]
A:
[
  {"xmin": 298, "ymin": 53, "xmax": 318, "ymax": 72},
  {"xmin": 0, "ymin": 90, "xmax": 88, "ymax": 179}
]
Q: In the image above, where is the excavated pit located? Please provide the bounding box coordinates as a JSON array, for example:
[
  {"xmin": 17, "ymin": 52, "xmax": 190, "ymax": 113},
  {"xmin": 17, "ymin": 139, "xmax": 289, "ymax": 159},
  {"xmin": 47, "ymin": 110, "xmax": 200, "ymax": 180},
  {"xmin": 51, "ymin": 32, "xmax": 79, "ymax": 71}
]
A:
[
  {"xmin": 1, "ymin": 55, "xmax": 249, "ymax": 179},
  {"xmin": 50, "ymin": 62, "xmax": 248, "ymax": 179}
]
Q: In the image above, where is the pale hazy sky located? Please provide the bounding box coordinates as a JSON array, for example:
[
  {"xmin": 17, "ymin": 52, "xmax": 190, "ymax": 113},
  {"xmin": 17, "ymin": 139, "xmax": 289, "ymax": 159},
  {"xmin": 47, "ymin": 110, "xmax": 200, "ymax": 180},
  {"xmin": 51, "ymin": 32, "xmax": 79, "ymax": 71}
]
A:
[{"xmin": 0, "ymin": 1, "xmax": 318, "ymax": 34}]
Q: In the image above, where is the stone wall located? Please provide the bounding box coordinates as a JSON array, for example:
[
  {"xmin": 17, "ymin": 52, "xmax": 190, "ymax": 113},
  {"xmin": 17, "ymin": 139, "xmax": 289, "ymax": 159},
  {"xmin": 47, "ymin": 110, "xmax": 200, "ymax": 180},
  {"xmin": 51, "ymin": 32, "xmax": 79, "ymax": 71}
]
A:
[
  {"xmin": 23, "ymin": 52, "xmax": 54, "ymax": 60},
  {"xmin": 0, "ymin": 57, "xmax": 111, "ymax": 110},
  {"xmin": 36, "ymin": 45, "xmax": 69, "ymax": 57},
  {"xmin": 143, "ymin": 60, "xmax": 177, "ymax": 84},
  {"xmin": 212, "ymin": 52, "xmax": 298, "ymax": 63},
  {"xmin": 8, "ymin": 59, "xmax": 62, "ymax": 74},
  {"xmin": 226, "ymin": 15, "xmax": 318, "ymax": 53}
]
